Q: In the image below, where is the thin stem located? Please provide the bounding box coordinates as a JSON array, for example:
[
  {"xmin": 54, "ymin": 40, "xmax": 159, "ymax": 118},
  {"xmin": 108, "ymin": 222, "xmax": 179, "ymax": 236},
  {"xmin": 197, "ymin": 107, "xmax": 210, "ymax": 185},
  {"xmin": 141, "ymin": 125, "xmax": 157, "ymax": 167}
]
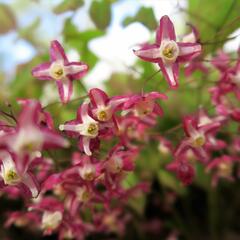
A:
[
  {"xmin": 43, "ymin": 94, "xmax": 88, "ymax": 109},
  {"xmin": 141, "ymin": 69, "xmax": 161, "ymax": 94}
]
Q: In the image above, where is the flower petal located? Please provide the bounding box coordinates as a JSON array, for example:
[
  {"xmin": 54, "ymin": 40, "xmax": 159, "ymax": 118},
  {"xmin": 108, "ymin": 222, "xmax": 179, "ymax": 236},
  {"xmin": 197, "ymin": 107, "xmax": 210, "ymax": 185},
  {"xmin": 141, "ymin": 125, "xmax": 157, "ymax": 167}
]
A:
[
  {"xmin": 82, "ymin": 137, "xmax": 92, "ymax": 156},
  {"xmin": 22, "ymin": 172, "xmax": 40, "ymax": 198},
  {"xmin": 56, "ymin": 79, "xmax": 73, "ymax": 104},
  {"xmin": 32, "ymin": 62, "xmax": 53, "ymax": 80},
  {"xmin": 133, "ymin": 44, "xmax": 161, "ymax": 63},
  {"xmin": 156, "ymin": 15, "xmax": 176, "ymax": 44},
  {"xmin": 177, "ymin": 42, "xmax": 202, "ymax": 62},
  {"xmin": 64, "ymin": 62, "xmax": 88, "ymax": 79},
  {"xmin": 50, "ymin": 40, "xmax": 68, "ymax": 62},
  {"xmin": 174, "ymin": 139, "xmax": 191, "ymax": 157},
  {"xmin": 42, "ymin": 129, "xmax": 69, "ymax": 149},
  {"xmin": 158, "ymin": 61, "xmax": 179, "ymax": 89},
  {"xmin": 89, "ymin": 88, "xmax": 108, "ymax": 108}
]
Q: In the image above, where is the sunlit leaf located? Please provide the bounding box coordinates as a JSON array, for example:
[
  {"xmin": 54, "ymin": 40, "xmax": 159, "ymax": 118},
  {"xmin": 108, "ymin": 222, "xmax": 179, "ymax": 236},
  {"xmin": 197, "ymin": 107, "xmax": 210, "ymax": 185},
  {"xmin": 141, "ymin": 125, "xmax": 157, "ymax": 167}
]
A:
[
  {"xmin": 63, "ymin": 18, "xmax": 104, "ymax": 68},
  {"xmin": 53, "ymin": 0, "xmax": 84, "ymax": 14},
  {"xmin": 188, "ymin": 0, "xmax": 240, "ymax": 54},
  {"xmin": 0, "ymin": 4, "xmax": 16, "ymax": 34},
  {"xmin": 123, "ymin": 7, "xmax": 157, "ymax": 30},
  {"xmin": 89, "ymin": 0, "xmax": 111, "ymax": 30}
]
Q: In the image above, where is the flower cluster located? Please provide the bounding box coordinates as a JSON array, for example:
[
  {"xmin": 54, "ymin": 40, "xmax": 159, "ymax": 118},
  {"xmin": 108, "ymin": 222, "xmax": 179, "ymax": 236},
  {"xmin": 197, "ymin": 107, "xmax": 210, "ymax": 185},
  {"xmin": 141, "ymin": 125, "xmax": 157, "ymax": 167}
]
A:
[{"xmin": 1, "ymin": 15, "xmax": 240, "ymax": 239}]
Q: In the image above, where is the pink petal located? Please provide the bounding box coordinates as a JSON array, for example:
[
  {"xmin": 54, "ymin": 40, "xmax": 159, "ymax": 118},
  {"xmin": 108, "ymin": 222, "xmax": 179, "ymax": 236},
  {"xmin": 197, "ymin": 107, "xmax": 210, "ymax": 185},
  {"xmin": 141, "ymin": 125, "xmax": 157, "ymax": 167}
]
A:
[
  {"xmin": 89, "ymin": 88, "xmax": 109, "ymax": 108},
  {"xmin": 56, "ymin": 79, "xmax": 73, "ymax": 104},
  {"xmin": 192, "ymin": 147, "xmax": 209, "ymax": 163},
  {"xmin": 156, "ymin": 15, "xmax": 176, "ymax": 44},
  {"xmin": 22, "ymin": 172, "xmax": 40, "ymax": 198},
  {"xmin": 82, "ymin": 136, "xmax": 91, "ymax": 156},
  {"xmin": 177, "ymin": 42, "xmax": 202, "ymax": 62},
  {"xmin": 133, "ymin": 44, "xmax": 161, "ymax": 63},
  {"xmin": 50, "ymin": 40, "xmax": 68, "ymax": 63},
  {"xmin": 174, "ymin": 139, "xmax": 191, "ymax": 157},
  {"xmin": 183, "ymin": 116, "xmax": 198, "ymax": 137},
  {"xmin": 109, "ymin": 96, "xmax": 129, "ymax": 110},
  {"xmin": 64, "ymin": 62, "xmax": 88, "ymax": 80},
  {"xmin": 18, "ymin": 100, "xmax": 41, "ymax": 127},
  {"xmin": 42, "ymin": 129, "xmax": 69, "ymax": 149},
  {"xmin": 153, "ymin": 104, "xmax": 164, "ymax": 116},
  {"xmin": 158, "ymin": 60, "xmax": 179, "ymax": 89},
  {"xmin": 199, "ymin": 122, "xmax": 220, "ymax": 135},
  {"xmin": 42, "ymin": 173, "xmax": 62, "ymax": 191},
  {"xmin": 31, "ymin": 62, "xmax": 53, "ymax": 80},
  {"xmin": 146, "ymin": 92, "xmax": 168, "ymax": 100},
  {"xmin": 76, "ymin": 102, "xmax": 91, "ymax": 122}
]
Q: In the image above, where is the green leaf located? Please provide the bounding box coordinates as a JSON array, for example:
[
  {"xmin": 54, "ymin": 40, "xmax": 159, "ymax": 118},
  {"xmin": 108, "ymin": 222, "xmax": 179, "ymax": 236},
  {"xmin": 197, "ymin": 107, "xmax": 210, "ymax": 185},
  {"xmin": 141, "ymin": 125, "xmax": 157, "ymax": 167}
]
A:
[
  {"xmin": 188, "ymin": 0, "xmax": 240, "ymax": 54},
  {"xmin": 158, "ymin": 169, "xmax": 187, "ymax": 195},
  {"xmin": 63, "ymin": 18, "xmax": 104, "ymax": 68},
  {"xmin": 0, "ymin": 4, "xmax": 16, "ymax": 34},
  {"xmin": 89, "ymin": 0, "xmax": 111, "ymax": 30},
  {"xmin": 53, "ymin": 0, "xmax": 84, "ymax": 14},
  {"xmin": 123, "ymin": 7, "xmax": 157, "ymax": 30},
  {"xmin": 18, "ymin": 18, "xmax": 41, "ymax": 46}
]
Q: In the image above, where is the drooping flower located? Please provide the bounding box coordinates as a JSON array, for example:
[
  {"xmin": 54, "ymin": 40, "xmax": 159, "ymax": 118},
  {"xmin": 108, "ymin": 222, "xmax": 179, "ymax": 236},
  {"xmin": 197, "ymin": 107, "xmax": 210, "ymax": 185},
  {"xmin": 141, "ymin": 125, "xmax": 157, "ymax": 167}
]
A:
[
  {"xmin": 206, "ymin": 155, "xmax": 236, "ymax": 186},
  {"xmin": 0, "ymin": 100, "xmax": 69, "ymax": 173},
  {"xmin": 32, "ymin": 40, "xmax": 88, "ymax": 103},
  {"xmin": 174, "ymin": 113, "xmax": 221, "ymax": 162},
  {"xmin": 0, "ymin": 150, "xmax": 40, "ymax": 198},
  {"xmin": 166, "ymin": 154, "xmax": 195, "ymax": 185},
  {"xmin": 89, "ymin": 88, "xmax": 127, "ymax": 122},
  {"xmin": 123, "ymin": 91, "xmax": 168, "ymax": 117},
  {"xmin": 133, "ymin": 15, "xmax": 201, "ymax": 89},
  {"xmin": 59, "ymin": 101, "xmax": 100, "ymax": 156}
]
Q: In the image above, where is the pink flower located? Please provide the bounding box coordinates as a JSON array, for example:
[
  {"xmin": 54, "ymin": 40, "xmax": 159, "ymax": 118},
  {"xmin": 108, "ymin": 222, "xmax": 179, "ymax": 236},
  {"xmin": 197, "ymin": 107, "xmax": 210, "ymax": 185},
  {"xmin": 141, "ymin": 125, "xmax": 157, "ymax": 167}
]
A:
[
  {"xmin": 123, "ymin": 91, "xmax": 168, "ymax": 117},
  {"xmin": 32, "ymin": 40, "xmax": 88, "ymax": 103},
  {"xmin": 59, "ymin": 101, "xmax": 100, "ymax": 156},
  {"xmin": 89, "ymin": 88, "xmax": 127, "ymax": 122},
  {"xmin": 0, "ymin": 100, "xmax": 69, "ymax": 160},
  {"xmin": 206, "ymin": 155, "xmax": 236, "ymax": 187},
  {"xmin": 133, "ymin": 15, "xmax": 201, "ymax": 89},
  {"xmin": 28, "ymin": 197, "xmax": 64, "ymax": 235},
  {"xmin": 174, "ymin": 113, "xmax": 221, "ymax": 162},
  {"xmin": 167, "ymin": 155, "xmax": 195, "ymax": 185},
  {"xmin": 0, "ymin": 150, "xmax": 40, "ymax": 198}
]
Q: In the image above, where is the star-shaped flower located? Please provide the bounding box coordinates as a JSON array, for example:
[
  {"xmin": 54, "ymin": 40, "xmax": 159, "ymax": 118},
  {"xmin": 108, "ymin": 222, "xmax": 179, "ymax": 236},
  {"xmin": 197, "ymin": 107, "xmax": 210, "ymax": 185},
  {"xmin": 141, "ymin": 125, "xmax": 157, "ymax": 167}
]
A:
[
  {"xmin": 134, "ymin": 15, "xmax": 201, "ymax": 89},
  {"xmin": 32, "ymin": 40, "xmax": 88, "ymax": 103}
]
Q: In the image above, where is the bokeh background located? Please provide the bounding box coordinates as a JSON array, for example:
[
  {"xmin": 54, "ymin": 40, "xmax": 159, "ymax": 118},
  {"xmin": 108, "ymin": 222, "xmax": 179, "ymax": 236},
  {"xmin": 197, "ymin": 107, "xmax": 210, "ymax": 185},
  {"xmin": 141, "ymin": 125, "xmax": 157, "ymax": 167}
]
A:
[{"xmin": 0, "ymin": 0, "xmax": 240, "ymax": 239}]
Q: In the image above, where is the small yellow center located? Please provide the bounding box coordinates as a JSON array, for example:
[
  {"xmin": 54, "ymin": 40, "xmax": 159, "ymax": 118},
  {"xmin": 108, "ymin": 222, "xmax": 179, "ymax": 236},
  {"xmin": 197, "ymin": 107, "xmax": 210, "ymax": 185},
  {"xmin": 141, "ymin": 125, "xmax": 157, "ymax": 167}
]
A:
[
  {"xmin": 218, "ymin": 162, "xmax": 232, "ymax": 177},
  {"xmin": 160, "ymin": 40, "xmax": 179, "ymax": 64},
  {"xmin": 82, "ymin": 191, "xmax": 90, "ymax": 201},
  {"xmin": 162, "ymin": 46, "xmax": 175, "ymax": 58},
  {"xmin": 98, "ymin": 110, "xmax": 108, "ymax": 121},
  {"xmin": 87, "ymin": 123, "xmax": 98, "ymax": 135},
  {"xmin": 83, "ymin": 171, "xmax": 95, "ymax": 181},
  {"xmin": 135, "ymin": 100, "xmax": 154, "ymax": 117},
  {"xmin": 50, "ymin": 63, "xmax": 65, "ymax": 80},
  {"xmin": 5, "ymin": 170, "xmax": 20, "ymax": 185},
  {"xmin": 192, "ymin": 136, "xmax": 205, "ymax": 148},
  {"xmin": 54, "ymin": 68, "xmax": 64, "ymax": 79}
]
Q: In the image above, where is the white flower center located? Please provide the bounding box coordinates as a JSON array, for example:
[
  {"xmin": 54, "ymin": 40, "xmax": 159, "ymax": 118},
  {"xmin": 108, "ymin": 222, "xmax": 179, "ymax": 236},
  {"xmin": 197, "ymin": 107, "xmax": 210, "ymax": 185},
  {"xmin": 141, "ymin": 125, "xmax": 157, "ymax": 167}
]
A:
[
  {"xmin": 191, "ymin": 134, "xmax": 206, "ymax": 148},
  {"xmin": 135, "ymin": 100, "xmax": 154, "ymax": 116},
  {"xmin": 76, "ymin": 186, "xmax": 91, "ymax": 202},
  {"xmin": 0, "ymin": 155, "xmax": 21, "ymax": 185},
  {"xmin": 79, "ymin": 164, "xmax": 96, "ymax": 181},
  {"xmin": 160, "ymin": 40, "xmax": 179, "ymax": 64},
  {"xmin": 50, "ymin": 61, "xmax": 65, "ymax": 80},
  {"xmin": 218, "ymin": 162, "xmax": 232, "ymax": 177},
  {"xmin": 41, "ymin": 211, "xmax": 62, "ymax": 231},
  {"xmin": 13, "ymin": 128, "xmax": 44, "ymax": 154},
  {"xmin": 96, "ymin": 106, "xmax": 112, "ymax": 122},
  {"xmin": 231, "ymin": 71, "xmax": 240, "ymax": 87}
]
